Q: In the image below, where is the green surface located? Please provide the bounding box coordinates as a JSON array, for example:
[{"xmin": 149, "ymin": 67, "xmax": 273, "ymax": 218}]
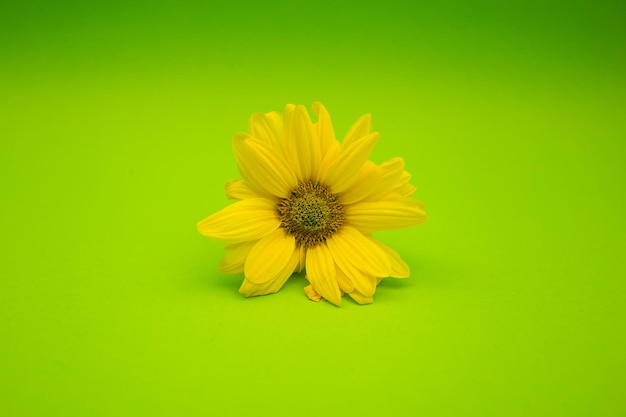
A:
[{"xmin": 1, "ymin": 1, "xmax": 625, "ymax": 416}]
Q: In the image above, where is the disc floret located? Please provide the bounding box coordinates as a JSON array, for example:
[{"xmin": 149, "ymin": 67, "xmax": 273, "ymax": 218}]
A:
[{"xmin": 277, "ymin": 182, "xmax": 344, "ymax": 247}]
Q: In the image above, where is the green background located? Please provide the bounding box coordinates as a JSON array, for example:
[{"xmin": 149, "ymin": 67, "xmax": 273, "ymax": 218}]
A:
[{"xmin": 1, "ymin": 1, "xmax": 625, "ymax": 415}]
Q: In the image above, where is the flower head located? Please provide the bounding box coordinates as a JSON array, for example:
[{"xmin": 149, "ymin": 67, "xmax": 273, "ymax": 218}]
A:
[{"xmin": 198, "ymin": 103, "xmax": 427, "ymax": 305}]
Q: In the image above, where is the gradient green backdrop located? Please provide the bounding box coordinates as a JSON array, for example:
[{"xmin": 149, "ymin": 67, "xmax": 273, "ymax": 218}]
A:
[{"xmin": 1, "ymin": 1, "xmax": 625, "ymax": 416}]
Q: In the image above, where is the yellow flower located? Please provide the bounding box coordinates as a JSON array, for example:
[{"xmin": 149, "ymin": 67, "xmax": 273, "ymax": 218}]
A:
[{"xmin": 198, "ymin": 103, "xmax": 427, "ymax": 306}]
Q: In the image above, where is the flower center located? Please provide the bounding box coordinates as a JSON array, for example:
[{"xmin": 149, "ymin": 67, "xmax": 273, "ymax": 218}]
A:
[{"xmin": 277, "ymin": 182, "xmax": 344, "ymax": 248}]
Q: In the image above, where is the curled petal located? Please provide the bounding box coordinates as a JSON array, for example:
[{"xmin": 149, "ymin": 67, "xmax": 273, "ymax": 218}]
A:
[{"xmin": 304, "ymin": 285, "xmax": 322, "ymax": 302}]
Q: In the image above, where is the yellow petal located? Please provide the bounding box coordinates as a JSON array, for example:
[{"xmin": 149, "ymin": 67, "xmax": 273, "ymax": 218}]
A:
[
  {"xmin": 338, "ymin": 161, "xmax": 382, "ymax": 205},
  {"xmin": 363, "ymin": 157, "xmax": 405, "ymax": 200},
  {"xmin": 348, "ymin": 289, "xmax": 374, "ymax": 305},
  {"xmin": 343, "ymin": 113, "xmax": 372, "ymax": 147},
  {"xmin": 339, "ymin": 158, "xmax": 417, "ymax": 204},
  {"xmin": 281, "ymin": 104, "xmax": 296, "ymax": 167},
  {"xmin": 306, "ymin": 243, "xmax": 341, "ymax": 306},
  {"xmin": 367, "ymin": 237, "xmax": 410, "ymax": 278},
  {"xmin": 335, "ymin": 267, "xmax": 355, "ymax": 293},
  {"xmin": 232, "ymin": 133, "xmax": 297, "ymax": 198},
  {"xmin": 197, "ymin": 198, "xmax": 279, "ymax": 242},
  {"xmin": 384, "ymin": 170, "xmax": 415, "ymax": 199},
  {"xmin": 265, "ymin": 111, "xmax": 285, "ymax": 137},
  {"xmin": 326, "ymin": 226, "xmax": 390, "ymax": 279},
  {"xmin": 247, "ymin": 112, "xmax": 283, "ymax": 150},
  {"xmin": 244, "ymin": 229, "xmax": 296, "ymax": 284},
  {"xmin": 239, "ymin": 247, "xmax": 299, "ymax": 297},
  {"xmin": 283, "ymin": 104, "xmax": 296, "ymax": 125},
  {"xmin": 315, "ymin": 139, "xmax": 341, "ymax": 183},
  {"xmin": 344, "ymin": 157, "xmax": 404, "ymax": 203},
  {"xmin": 328, "ymin": 236, "xmax": 376, "ymax": 296},
  {"xmin": 312, "ymin": 102, "xmax": 336, "ymax": 157},
  {"xmin": 321, "ymin": 132, "xmax": 379, "ymax": 194},
  {"xmin": 225, "ymin": 179, "xmax": 259, "ymax": 200},
  {"xmin": 345, "ymin": 198, "xmax": 427, "ymax": 232},
  {"xmin": 381, "ymin": 157, "xmax": 405, "ymax": 178},
  {"xmin": 284, "ymin": 104, "xmax": 320, "ymax": 181},
  {"xmin": 247, "ymin": 111, "xmax": 292, "ymax": 170},
  {"xmin": 297, "ymin": 245, "xmax": 307, "ymax": 273},
  {"xmin": 398, "ymin": 170, "xmax": 412, "ymax": 185},
  {"xmin": 395, "ymin": 182, "xmax": 416, "ymax": 198},
  {"xmin": 304, "ymin": 284, "xmax": 322, "ymax": 302},
  {"xmin": 218, "ymin": 240, "xmax": 257, "ymax": 274},
  {"xmin": 378, "ymin": 191, "xmax": 408, "ymax": 201}
]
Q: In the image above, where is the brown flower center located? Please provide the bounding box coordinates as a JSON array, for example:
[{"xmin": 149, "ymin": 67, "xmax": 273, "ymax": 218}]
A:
[{"xmin": 277, "ymin": 182, "xmax": 344, "ymax": 247}]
